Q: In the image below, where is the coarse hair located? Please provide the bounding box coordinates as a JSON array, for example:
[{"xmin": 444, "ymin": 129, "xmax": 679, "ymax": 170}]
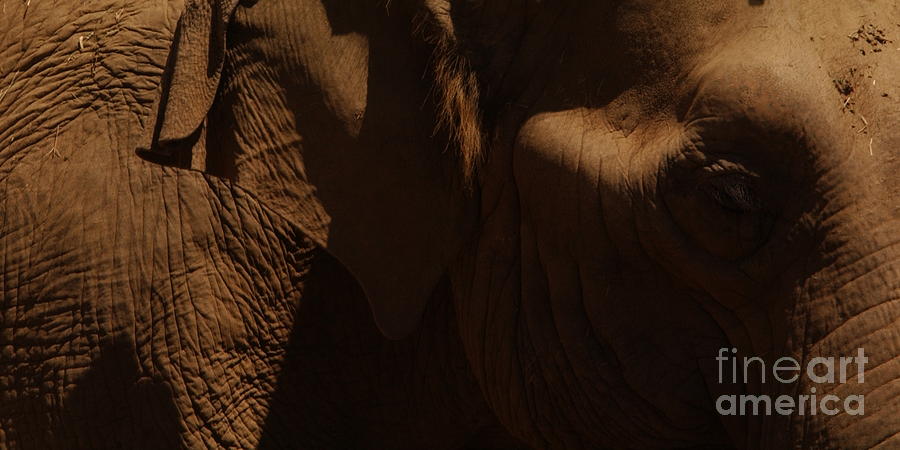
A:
[{"xmin": 411, "ymin": 0, "xmax": 486, "ymax": 190}]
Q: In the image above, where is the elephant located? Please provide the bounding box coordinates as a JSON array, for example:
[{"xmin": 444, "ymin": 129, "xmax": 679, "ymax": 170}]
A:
[
  {"xmin": 0, "ymin": 0, "xmax": 512, "ymax": 448},
  {"xmin": 2, "ymin": 0, "xmax": 899, "ymax": 448}
]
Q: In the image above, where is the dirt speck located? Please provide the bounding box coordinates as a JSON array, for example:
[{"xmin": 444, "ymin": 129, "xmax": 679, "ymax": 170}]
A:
[
  {"xmin": 834, "ymin": 77, "xmax": 854, "ymax": 96},
  {"xmin": 849, "ymin": 24, "xmax": 892, "ymax": 55},
  {"xmin": 833, "ymin": 68, "xmax": 860, "ymax": 113}
]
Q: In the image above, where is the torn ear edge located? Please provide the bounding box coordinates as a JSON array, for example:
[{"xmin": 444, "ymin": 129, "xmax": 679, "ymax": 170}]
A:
[{"xmin": 137, "ymin": 0, "xmax": 245, "ymax": 162}]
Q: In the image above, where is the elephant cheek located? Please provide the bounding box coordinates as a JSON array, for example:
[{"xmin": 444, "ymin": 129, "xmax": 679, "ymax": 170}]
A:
[{"xmin": 774, "ymin": 274, "xmax": 900, "ymax": 448}]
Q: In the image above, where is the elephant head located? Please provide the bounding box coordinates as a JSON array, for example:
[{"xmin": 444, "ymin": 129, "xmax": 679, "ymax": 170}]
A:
[
  {"xmin": 139, "ymin": 0, "xmax": 478, "ymax": 340},
  {"xmin": 141, "ymin": 0, "xmax": 900, "ymax": 448}
]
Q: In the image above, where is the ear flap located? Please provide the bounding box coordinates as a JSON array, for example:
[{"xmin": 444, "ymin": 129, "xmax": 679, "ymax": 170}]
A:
[{"xmin": 138, "ymin": 0, "xmax": 244, "ymax": 161}]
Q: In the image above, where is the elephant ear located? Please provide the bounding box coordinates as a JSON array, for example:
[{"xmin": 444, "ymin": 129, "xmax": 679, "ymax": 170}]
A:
[{"xmin": 138, "ymin": 0, "xmax": 245, "ymax": 163}]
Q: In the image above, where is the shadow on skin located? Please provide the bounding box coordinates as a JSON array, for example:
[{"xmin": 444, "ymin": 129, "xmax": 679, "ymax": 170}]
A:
[
  {"xmin": 252, "ymin": 2, "xmax": 531, "ymax": 448},
  {"xmin": 256, "ymin": 251, "xmax": 368, "ymax": 449},
  {"xmin": 320, "ymin": 0, "xmax": 368, "ymax": 35},
  {"xmin": 256, "ymin": 248, "xmax": 530, "ymax": 449},
  {"xmin": 60, "ymin": 339, "xmax": 182, "ymax": 448}
]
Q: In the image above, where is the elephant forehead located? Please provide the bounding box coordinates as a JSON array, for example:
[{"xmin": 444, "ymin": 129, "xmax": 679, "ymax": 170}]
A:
[
  {"xmin": 536, "ymin": 0, "xmax": 899, "ymax": 146},
  {"xmin": 563, "ymin": 0, "xmax": 895, "ymax": 84},
  {"xmin": 599, "ymin": 0, "xmax": 890, "ymax": 49}
]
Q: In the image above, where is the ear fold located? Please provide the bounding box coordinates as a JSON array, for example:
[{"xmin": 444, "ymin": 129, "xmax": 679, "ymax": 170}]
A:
[{"xmin": 138, "ymin": 0, "xmax": 244, "ymax": 162}]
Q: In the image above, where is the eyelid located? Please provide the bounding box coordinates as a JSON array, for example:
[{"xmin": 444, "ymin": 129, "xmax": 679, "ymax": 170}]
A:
[
  {"xmin": 675, "ymin": 132, "xmax": 759, "ymax": 174},
  {"xmin": 694, "ymin": 157, "xmax": 760, "ymax": 179}
]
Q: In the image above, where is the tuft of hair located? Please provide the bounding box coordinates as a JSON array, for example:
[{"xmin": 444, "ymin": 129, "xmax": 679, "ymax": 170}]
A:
[{"xmin": 413, "ymin": 1, "xmax": 485, "ymax": 191}]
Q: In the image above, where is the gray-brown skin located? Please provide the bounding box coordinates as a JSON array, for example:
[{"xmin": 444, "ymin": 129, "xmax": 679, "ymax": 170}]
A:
[
  {"xmin": 0, "ymin": 1, "xmax": 511, "ymax": 449},
  {"xmin": 6, "ymin": 0, "xmax": 899, "ymax": 449},
  {"xmin": 144, "ymin": 0, "xmax": 900, "ymax": 448}
]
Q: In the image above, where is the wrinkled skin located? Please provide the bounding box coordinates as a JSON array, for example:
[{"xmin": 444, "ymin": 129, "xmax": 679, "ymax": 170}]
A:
[
  {"xmin": 0, "ymin": 0, "xmax": 314, "ymax": 447},
  {"xmin": 0, "ymin": 1, "xmax": 510, "ymax": 448}
]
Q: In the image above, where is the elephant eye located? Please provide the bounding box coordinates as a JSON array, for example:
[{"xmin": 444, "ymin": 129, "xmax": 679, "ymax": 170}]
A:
[
  {"xmin": 665, "ymin": 166, "xmax": 777, "ymax": 260},
  {"xmin": 701, "ymin": 174, "xmax": 762, "ymax": 214}
]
